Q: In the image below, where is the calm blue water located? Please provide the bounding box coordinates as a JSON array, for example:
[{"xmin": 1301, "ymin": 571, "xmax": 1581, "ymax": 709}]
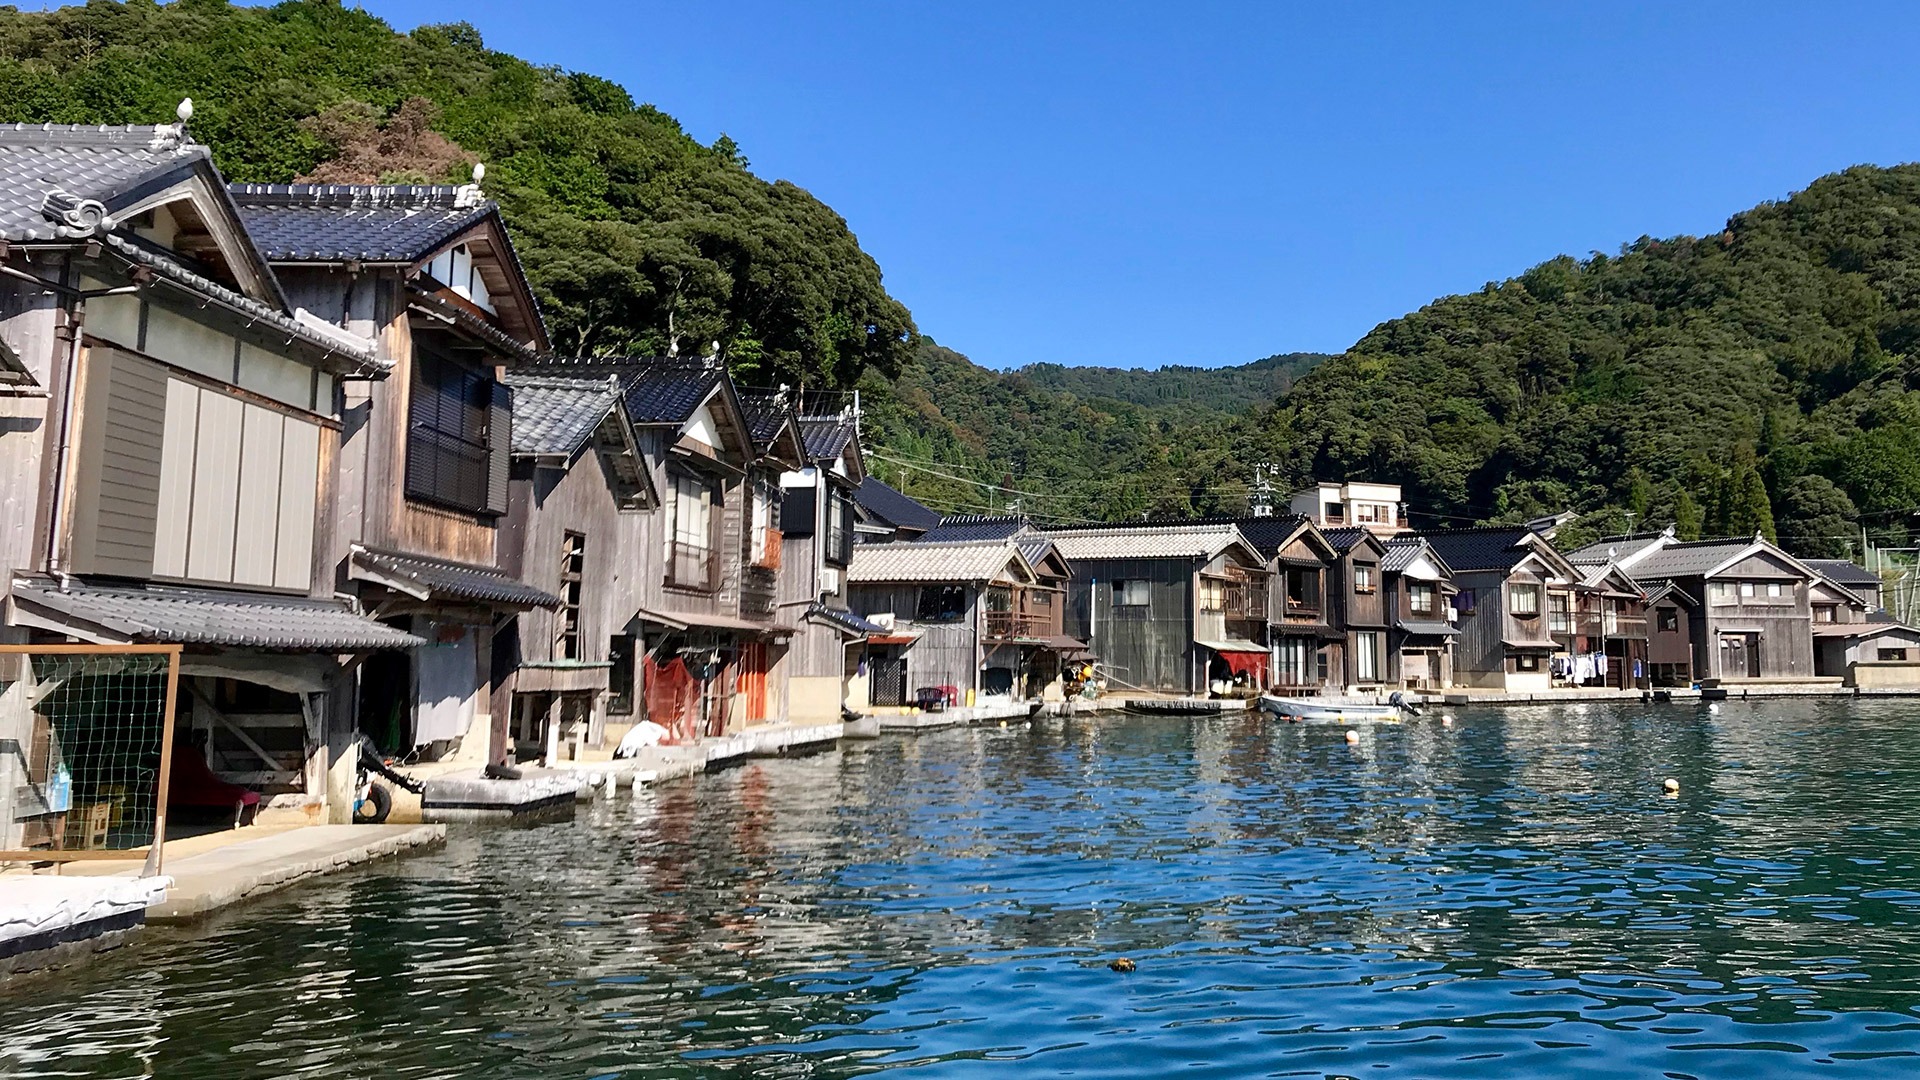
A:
[{"xmin": 6, "ymin": 699, "xmax": 1920, "ymax": 1078}]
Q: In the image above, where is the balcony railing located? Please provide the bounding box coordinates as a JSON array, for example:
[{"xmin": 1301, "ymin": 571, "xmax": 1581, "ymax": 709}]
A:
[
  {"xmin": 667, "ymin": 540, "xmax": 717, "ymax": 591},
  {"xmin": 740, "ymin": 565, "xmax": 777, "ymax": 618},
  {"xmin": 1577, "ymin": 611, "xmax": 1647, "ymax": 637},
  {"xmin": 985, "ymin": 611, "xmax": 1052, "ymax": 639}
]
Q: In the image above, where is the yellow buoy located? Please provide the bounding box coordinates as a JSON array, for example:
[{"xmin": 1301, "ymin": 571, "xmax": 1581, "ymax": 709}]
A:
[{"xmin": 1663, "ymin": 777, "xmax": 1680, "ymax": 794}]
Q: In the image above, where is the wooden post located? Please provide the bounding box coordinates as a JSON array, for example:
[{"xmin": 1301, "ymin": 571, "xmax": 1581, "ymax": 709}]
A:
[{"xmin": 142, "ymin": 646, "xmax": 180, "ymax": 877}]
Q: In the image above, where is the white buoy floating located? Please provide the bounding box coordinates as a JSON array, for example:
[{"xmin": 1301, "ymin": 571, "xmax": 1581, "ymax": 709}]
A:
[
  {"xmin": 1707, "ymin": 703, "xmax": 1720, "ymax": 714},
  {"xmin": 1345, "ymin": 729, "xmax": 1361, "ymax": 745},
  {"xmin": 1663, "ymin": 777, "xmax": 1681, "ymax": 795},
  {"xmin": 1441, "ymin": 714, "xmax": 1455, "ymax": 728}
]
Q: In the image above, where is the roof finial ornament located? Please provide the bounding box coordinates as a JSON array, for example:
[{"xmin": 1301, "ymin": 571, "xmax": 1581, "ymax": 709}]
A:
[
  {"xmin": 472, "ymin": 161, "xmax": 485, "ymax": 186},
  {"xmin": 454, "ymin": 161, "xmax": 486, "ymax": 209},
  {"xmin": 176, "ymin": 98, "xmax": 193, "ymax": 124}
]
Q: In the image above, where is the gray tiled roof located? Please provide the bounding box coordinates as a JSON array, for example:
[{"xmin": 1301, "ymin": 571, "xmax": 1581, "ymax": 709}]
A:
[
  {"xmin": 352, "ymin": 546, "xmax": 560, "ymax": 609},
  {"xmin": 228, "ymin": 184, "xmax": 493, "ymax": 263},
  {"xmin": 0, "ymin": 124, "xmax": 202, "ymax": 241},
  {"xmin": 1421, "ymin": 527, "xmax": 1539, "ymax": 573},
  {"xmin": 1395, "ymin": 619, "xmax": 1460, "ymax": 637},
  {"xmin": 798, "ymin": 416, "xmax": 857, "ymax": 462},
  {"xmin": 1045, "ymin": 523, "xmax": 1248, "ymax": 562},
  {"xmin": 504, "ymin": 374, "xmax": 619, "ymax": 456},
  {"xmin": 1624, "ymin": 538, "xmax": 1760, "ymax": 580},
  {"xmin": 1380, "ymin": 535, "xmax": 1426, "ymax": 574},
  {"xmin": 847, "ymin": 539, "xmax": 1026, "ymax": 583},
  {"xmin": 1805, "ymin": 559, "xmax": 1881, "ymax": 588},
  {"xmin": 522, "ymin": 358, "xmax": 726, "ymax": 425},
  {"xmin": 9, "ymin": 580, "xmax": 423, "ymax": 650},
  {"xmin": 1320, "ymin": 526, "xmax": 1371, "ymax": 553},
  {"xmin": 736, "ymin": 390, "xmax": 798, "ymax": 453},
  {"xmin": 854, "ymin": 477, "xmax": 940, "ymax": 533},
  {"xmin": 1227, "ymin": 514, "xmax": 1312, "ymax": 559},
  {"xmin": 1015, "ymin": 536, "xmax": 1066, "ymax": 575},
  {"xmin": 919, "ymin": 515, "xmax": 1032, "ymax": 544},
  {"xmin": 1566, "ymin": 533, "xmax": 1668, "ymax": 567}
]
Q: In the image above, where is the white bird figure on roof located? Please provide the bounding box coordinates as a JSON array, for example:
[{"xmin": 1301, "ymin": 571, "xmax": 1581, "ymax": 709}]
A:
[
  {"xmin": 472, "ymin": 161, "xmax": 485, "ymax": 186},
  {"xmin": 176, "ymin": 98, "xmax": 193, "ymax": 123}
]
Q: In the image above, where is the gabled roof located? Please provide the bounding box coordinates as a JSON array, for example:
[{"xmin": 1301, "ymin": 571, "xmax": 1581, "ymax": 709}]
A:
[
  {"xmin": 1624, "ymin": 536, "xmax": 1868, "ymax": 606},
  {"xmin": 1016, "ymin": 535, "xmax": 1071, "ymax": 580},
  {"xmin": 1225, "ymin": 514, "xmax": 1320, "ymax": 561},
  {"xmin": 1644, "ymin": 581, "xmax": 1697, "ymax": 608},
  {"xmin": 1381, "ymin": 534, "xmax": 1454, "ymax": 577},
  {"xmin": 737, "ymin": 389, "xmax": 796, "ymax": 452},
  {"xmin": 1321, "ymin": 526, "xmax": 1376, "ymax": 554},
  {"xmin": 517, "ymin": 357, "xmax": 729, "ymax": 426},
  {"xmin": 504, "ymin": 374, "xmax": 620, "ymax": 457},
  {"xmin": 1805, "ymin": 559, "xmax": 1881, "ymax": 588},
  {"xmin": 854, "ymin": 477, "xmax": 940, "ymax": 533},
  {"xmin": 229, "ymin": 183, "xmax": 493, "ymax": 263},
  {"xmin": 798, "ymin": 416, "xmax": 857, "ymax": 462},
  {"xmin": 1422, "ymin": 526, "xmax": 1546, "ymax": 573},
  {"xmin": 9, "ymin": 579, "xmax": 424, "ymax": 650},
  {"xmin": 1045, "ymin": 523, "xmax": 1254, "ymax": 563},
  {"xmin": 806, "ymin": 602, "xmax": 888, "ymax": 637},
  {"xmin": 0, "ymin": 123, "xmax": 379, "ymax": 368},
  {"xmin": 1566, "ymin": 531, "xmax": 1672, "ymax": 568},
  {"xmin": 847, "ymin": 539, "xmax": 1033, "ymax": 584},
  {"xmin": 919, "ymin": 515, "xmax": 1032, "ymax": 544}
]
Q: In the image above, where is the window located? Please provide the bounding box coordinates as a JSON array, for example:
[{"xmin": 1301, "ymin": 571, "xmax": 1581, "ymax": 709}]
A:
[
  {"xmin": 1200, "ymin": 577, "xmax": 1227, "ymax": 611},
  {"xmin": 555, "ymin": 531, "xmax": 585, "ymax": 659},
  {"xmin": 916, "ymin": 584, "xmax": 968, "ymax": 622},
  {"xmin": 986, "ymin": 585, "xmax": 1012, "ymax": 613},
  {"xmin": 1454, "ymin": 588, "xmax": 1477, "ymax": 616},
  {"xmin": 667, "ymin": 473, "xmax": 716, "ymax": 590},
  {"xmin": 748, "ymin": 478, "xmax": 780, "ymax": 569},
  {"xmin": 1739, "ymin": 581, "xmax": 1755, "ymax": 599},
  {"xmin": 1285, "ymin": 568, "xmax": 1321, "ymax": 611},
  {"xmin": 1276, "ymin": 638, "xmax": 1314, "ymax": 685},
  {"xmin": 1114, "ymin": 580, "xmax": 1150, "ymax": 607},
  {"xmin": 1658, "ymin": 607, "xmax": 1679, "ymax": 632},
  {"xmin": 1356, "ymin": 502, "xmax": 1392, "ymax": 524},
  {"xmin": 1510, "ymin": 584, "xmax": 1541, "ymax": 616},
  {"xmin": 1409, "ymin": 582, "xmax": 1435, "ymax": 616},
  {"xmin": 825, "ymin": 486, "xmax": 854, "ymax": 566},
  {"xmin": 1353, "ymin": 565, "xmax": 1375, "ymax": 594},
  {"xmin": 1814, "ymin": 605, "xmax": 1837, "ymax": 623},
  {"xmin": 607, "ymin": 634, "xmax": 635, "ymax": 715},
  {"xmin": 1033, "ymin": 590, "xmax": 1053, "ymax": 608},
  {"xmin": 1882, "ymin": 648, "xmax": 1911, "ymax": 662},
  {"xmin": 1516, "ymin": 654, "xmax": 1540, "ymax": 672},
  {"xmin": 1324, "ymin": 500, "xmax": 1345, "ymax": 523},
  {"xmin": 1354, "ymin": 631, "xmax": 1382, "ymax": 682},
  {"xmin": 1547, "ymin": 591, "xmax": 1571, "ymax": 633},
  {"xmin": 1709, "ymin": 582, "xmax": 1737, "ymax": 605},
  {"xmin": 406, "ymin": 347, "xmax": 505, "ymax": 514}
]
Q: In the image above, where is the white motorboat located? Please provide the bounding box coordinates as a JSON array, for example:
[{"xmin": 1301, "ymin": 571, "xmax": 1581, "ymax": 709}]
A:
[{"xmin": 1257, "ymin": 692, "xmax": 1417, "ymax": 723}]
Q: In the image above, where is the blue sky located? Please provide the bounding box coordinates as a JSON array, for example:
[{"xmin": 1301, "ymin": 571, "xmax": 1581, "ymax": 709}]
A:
[{"xmin": 353, "ymin": 2, "xmax": 1920, "ymax": 370}]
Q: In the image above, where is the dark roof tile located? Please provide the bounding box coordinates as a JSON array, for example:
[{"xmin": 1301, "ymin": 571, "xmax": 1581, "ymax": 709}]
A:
[
  {"xmin": 854, "ymin": 477, "xmax": 940, "ymax": 532},
  {"xmin": 229, "ymin": 183, "xmax": 493, "ymax": 263},
  {"xmin": 352, "ymin": 546, "xmax": 560, "ymax": 609},
  {"xmin": 1421, "ymin": 526, "xmax": 1539, "ymax": 572},
  {"xmin": 919, "ymin": 515, "xmax": 1033, "ymax": 544},
  {"xmin": 503, "ymin": 374, "xmax": 619, "ymax": 456},
  {"xmin": 10, "ymin": 580, "xmax": 423, "ymax": 650}
]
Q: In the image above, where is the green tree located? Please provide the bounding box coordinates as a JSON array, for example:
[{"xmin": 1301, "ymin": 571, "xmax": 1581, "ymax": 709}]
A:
[
  {"xmin": 1673, "ymin": 488, "xmax": 1703, "ymax": 541},
  {"xmin": 1775, "ymin": 475, "xmax": 1858, "ymax": 558}
]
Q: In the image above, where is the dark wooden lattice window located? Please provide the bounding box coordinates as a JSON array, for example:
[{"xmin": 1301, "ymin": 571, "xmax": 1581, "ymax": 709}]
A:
[
  {"xmin": 407, "ymin": 347, "xmax": 507, "ymax": 514},
  {"xmin": 556, "ymin": 531, "xmax": 585, "ymax": 659}
]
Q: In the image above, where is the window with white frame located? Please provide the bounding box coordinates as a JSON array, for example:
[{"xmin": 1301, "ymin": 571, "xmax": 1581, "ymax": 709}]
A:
[
  {"xmin": 1409, "ymin": 582, "xmax": 1435, "ymax": 616},
  {"xmin": 667, "ymin": 473, "xmax": 715, "ymax": 589},
  {"xmin": 1510, "ymin": 583, "xmax": 1541, "ymax": 616},
  {"xmin": 1354, "ymin": 631, "xmax": 1382, "ymax": 682}
]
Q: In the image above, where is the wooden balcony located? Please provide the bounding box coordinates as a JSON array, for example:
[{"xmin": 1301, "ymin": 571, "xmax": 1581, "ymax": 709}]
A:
[{"xmin": 985, "ymin": 610, "xmax": 1054, "ymax": 640}]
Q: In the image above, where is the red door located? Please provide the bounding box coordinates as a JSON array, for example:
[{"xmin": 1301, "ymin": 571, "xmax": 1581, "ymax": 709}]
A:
[{"xmin": 741, "ymin": 641, "xmax": 769, "ymax": 723}]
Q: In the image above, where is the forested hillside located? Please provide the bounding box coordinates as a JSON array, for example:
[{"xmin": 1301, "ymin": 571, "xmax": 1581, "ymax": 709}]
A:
[{"xmin": 1268, "ymin": 165, "xmax": 1920, "ymax": 552}]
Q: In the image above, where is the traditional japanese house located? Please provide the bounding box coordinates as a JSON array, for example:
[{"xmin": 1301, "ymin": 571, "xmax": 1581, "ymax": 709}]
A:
[
  {"xmin": 846, "ymin": 538, "xmax": 1073, "ymax": 708},
  {"xmin": 1643, "ymin": 582, "xmax": 1701, "ymax": 687},
  {"xmin": 1422, "ymin": 526, "xmax": 1581, "ymax": 691},
  {"xmin": 1321, "ymin": 527, "xmax": 1393, "ymax": 691},
  {"xmin": 1380, "ymin": 534, "xmax": 1458, "ymax": 690},
  {"xmin": 522, "ymin": 357, "xmax": 797, "ymax": 742},
  {"xmin": 1805, "ymin": 561, "xmax": 1920, "ymax": 688},
  {"xmin": 229, "ymin": 174, "xmax": 560, "ymax": 775},
  {"xmin": 495, "ymin": 372, "xmax": 657, "ymax": 762},
  {"xmin": 1562, "ymin": 562, "xmax": 1652, "ymax": 689},
  {"xmin": 1047, "ymin": 523, "xmax": 1267, "ymax": 695},
  {"xmin": 1230, "ymin": 514, "xmax": 1342, "ymax": 692},
  {"xmin": 852, "ymin": 476, "xmax": 940, "ymax": 543},
  {"xmin": 776, "ymin": 407, "xmax": 883, "ymax": 725},
  {"xmin": 0, "ymin": 119, "xmax": 421, "ymax": 835},
  {"xmin": 1587, "ymin": 532, "xmax": 1829, "ymax": 682}
]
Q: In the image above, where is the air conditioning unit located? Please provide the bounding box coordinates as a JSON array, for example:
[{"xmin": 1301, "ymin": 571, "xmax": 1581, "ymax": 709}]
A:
[{"xmin": 821, "ymin": 567, "xmax": 840, "ymax": 593}]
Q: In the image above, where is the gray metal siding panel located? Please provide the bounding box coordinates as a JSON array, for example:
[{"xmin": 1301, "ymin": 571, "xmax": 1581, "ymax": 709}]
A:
[
  {"xmin": 232, "ymin": 403, "xmax": 285, "ymax": 587},
  {"xmin": 82, "ymin": 350, "xmax": 167, "ymax": 577}
]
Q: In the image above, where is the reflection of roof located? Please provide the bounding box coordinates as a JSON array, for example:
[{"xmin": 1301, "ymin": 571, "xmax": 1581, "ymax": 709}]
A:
[
  {"xmin": 854, "ymin": 477, "xmax": 940, "ymax": 533},
  {"xmin": 351, "ymin": 546, "xmax": 560, "ymax": 609},
  {"xmin": 848, "ymin": 540, "xmax": 1026, "ymax": 583},
  {"xmin": 1805, "ymin": 559, "xmax": 1882, "ymax": 588},
  {"xmin": 1045, "ymin": 523, "xmax": 1248, "ymax": 562},
  {"xmin": 1422, "ymin": 527, "xmax": 1539, "ymax": 572},
  {"xmin": 230, "ymin": 184, "xmax": 494, "ymax": 263},
  {"xmin": 1395, "ymin": 619, "xmax": 1459, "ymax": 637},
  {"xmin": 9, "ymin": 580, "xmax": 423, "ymax": 650},
  {"xmin": 806, "ymin": 602, "xmax": 887, "ymax": 636},
  {"xmin": 504, "ymin": 374, "xmax": 619, "ymax": 456},
  {"xmin": 920, "ymin": 515, "xmax": 1031, "ymax": 544}
]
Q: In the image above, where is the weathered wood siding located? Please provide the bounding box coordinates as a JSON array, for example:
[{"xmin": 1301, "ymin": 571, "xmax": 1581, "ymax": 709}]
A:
[
  {"xmin": 1450, "ymin": 568, "xmax": 1512, "ymax": 688},
  {"xmin": 1063, "ymin": 557, "xmax": 1197, "ymax": 693},
  {"xmin": 0, "ymin": 278, "xmax": 60, "ymax": 596},
  {"xmin": 849, "ymin": 582, "xmax": 980, "ymax": 696}
]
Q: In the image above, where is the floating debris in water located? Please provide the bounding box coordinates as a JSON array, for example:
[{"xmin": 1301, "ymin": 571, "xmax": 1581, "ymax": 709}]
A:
[
  {"xmin": 1108, "ymin": 957, "xmax": 1136, "ymax": 973},
  {"xmin": 1345, "ymin": 729, "xmax": 1360, "ymax": 744}
]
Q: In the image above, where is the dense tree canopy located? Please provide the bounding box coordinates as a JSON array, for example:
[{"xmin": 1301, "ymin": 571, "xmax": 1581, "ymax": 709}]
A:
[{"xmin": 0, "ymin": 0, "xmax": 916, "ymax": 388}]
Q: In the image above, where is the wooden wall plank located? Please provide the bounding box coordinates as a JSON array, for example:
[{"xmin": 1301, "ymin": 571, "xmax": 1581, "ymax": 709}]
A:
[
  {"xmin": 232, "ymin": 403, "xmax": 284, "ymax": 587},
  {"xmin": 186, "ymin": 390, "xmax": 242, "ymax": 582},
  {"xmin": 276, "ymin": 419, "xmax": 320, "ymax": 590}
]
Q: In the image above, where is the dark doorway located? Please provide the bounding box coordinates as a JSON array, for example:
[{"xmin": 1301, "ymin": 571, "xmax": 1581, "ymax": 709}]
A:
[
  {"xmin": 358, "ymin": 651, "xmax": 413, "ymax": 752},
  {"xmin": 870, "ymin": 655, "xmax": 907, "ymax": 707}
]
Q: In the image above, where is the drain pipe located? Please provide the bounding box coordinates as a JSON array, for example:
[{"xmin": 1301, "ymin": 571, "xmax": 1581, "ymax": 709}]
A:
[{"xmin": 45, "ymin": 268, "xmax": 82, "ymax": 580}]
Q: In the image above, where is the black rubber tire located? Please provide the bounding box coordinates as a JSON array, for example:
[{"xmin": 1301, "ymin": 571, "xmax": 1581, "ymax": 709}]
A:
[{"xmin": 354, "ymin": 782, "xmax": 392, "ymax": 824}]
